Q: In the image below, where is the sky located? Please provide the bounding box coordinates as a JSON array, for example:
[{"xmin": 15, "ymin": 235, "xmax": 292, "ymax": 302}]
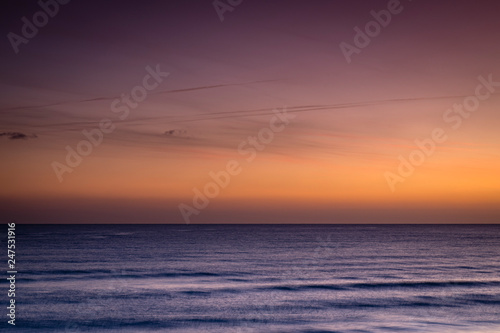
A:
[{"xmin": 0, "ymin": 0, "xmax": 499, "ymax": 223}]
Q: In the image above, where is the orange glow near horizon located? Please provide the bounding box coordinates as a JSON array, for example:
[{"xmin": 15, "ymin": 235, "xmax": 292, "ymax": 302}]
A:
[{"xmin": 1, "ymin": 0, "xmax": 500, "ymax": 223}]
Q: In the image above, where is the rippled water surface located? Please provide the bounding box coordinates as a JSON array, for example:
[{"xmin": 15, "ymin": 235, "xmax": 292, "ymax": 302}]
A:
[{"xmin": 5, "ymin": 224, "xmax": 500, "ymax": 332}]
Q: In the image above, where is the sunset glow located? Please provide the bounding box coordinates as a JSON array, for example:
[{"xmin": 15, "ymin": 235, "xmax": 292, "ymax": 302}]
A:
[{"xmin": 1, "ymin": 0, "xmax": 499, "ymax": 223}]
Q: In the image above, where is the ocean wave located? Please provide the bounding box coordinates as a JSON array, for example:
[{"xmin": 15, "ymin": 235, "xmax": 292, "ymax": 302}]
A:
[{"xmin": 256, "ymin": 280, "xmax": 500, "ymax": 292}]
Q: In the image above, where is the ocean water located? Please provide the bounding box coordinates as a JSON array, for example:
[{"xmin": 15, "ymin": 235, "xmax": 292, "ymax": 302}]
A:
[{"xmin": 4, "ymin": 224, "xmax": 500, "ymax": 332}]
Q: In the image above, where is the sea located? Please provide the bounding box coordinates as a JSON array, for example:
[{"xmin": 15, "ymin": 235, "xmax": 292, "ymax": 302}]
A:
[{"xmin": 3, "ymin": 224, "xmax": 500, "ymax": 332}]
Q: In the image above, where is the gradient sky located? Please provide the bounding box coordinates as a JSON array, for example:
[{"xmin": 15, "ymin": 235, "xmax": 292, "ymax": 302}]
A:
[{"xmin": 1, "ymin": 0, "xmax": 499, "ymax": 223}]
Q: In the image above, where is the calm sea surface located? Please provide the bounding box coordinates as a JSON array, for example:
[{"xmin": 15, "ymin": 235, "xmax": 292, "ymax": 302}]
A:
[{"xmin": 3, "ymin": 224, "xmax": 500, "ymax": 332}]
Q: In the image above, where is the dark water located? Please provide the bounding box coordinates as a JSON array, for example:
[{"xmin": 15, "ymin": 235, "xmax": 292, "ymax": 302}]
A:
[{"xmin": 3, "ymin": 224, "xmax": 500, "ymax": 332}]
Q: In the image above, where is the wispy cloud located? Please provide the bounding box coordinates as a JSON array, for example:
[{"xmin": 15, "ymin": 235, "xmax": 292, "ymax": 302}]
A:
[{"xmin": 0, "ymin": 131, "xmax": 37, "ymax": 140}]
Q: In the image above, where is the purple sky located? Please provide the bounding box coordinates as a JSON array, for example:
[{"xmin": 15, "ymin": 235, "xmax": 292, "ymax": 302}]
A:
[{"xmin": 1, "ymin": 0, "xmax": 499, "ymax": 223}]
